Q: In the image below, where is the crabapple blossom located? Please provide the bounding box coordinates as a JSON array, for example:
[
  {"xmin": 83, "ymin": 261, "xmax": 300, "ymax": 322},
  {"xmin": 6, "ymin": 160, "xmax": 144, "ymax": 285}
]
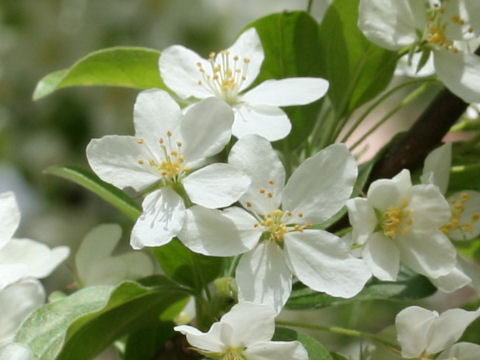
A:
[
  {"xmin": 179, "ymin": 135, "xmax": 371, "ymax": 312},
  {"xmin": 359, "ymin": 0, "xmax": 480, "ymax": 102},
  {"xmin": 86, "ymin": 89, "xmax": 250, "ymax": 249},
  {"xmin": 160, "ymin": 28, "xmax": 329, "ymax": 141},
  {"xmin": 175, "ymin": 302, "xmax": 308, "ymax": 360}
]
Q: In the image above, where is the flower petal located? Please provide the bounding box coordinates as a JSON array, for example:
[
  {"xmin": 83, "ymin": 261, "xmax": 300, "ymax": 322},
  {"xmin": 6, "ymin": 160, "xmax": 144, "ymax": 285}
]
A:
[
  {"xmin": 228, "ymin": 135, "xmax": 285, "ymax": 215},
  {"xmin": 242, "ymin": 78, "xmax": 329, "ymax": 107},
  {"xmin": 133, "ymin": 89, "xmax": 182, "ymax": 146},
  {"xmin": 130, "ymin": 188, "xmax": 185, "ymax": 249},
  {"xmin": 174, "ymin": 323, "xmax": 226, "ymax": 353},
  {"xmin": 0, "ymin": 239, "xmax": 69, "ymax": 279},
  {"xmin": 396, "ymin": 230, "xmax": 456, "ymax": 278},
  {"xmin": 86, "ymin": 135, "xmax": 160, "ymax": 192},
  {"xmin": 409, "ymin": 184, "xmax": 451, "ymax": 230},
  {"xmin": 434, "ymin": 50, "xmax": 480, "ymax": 103},
  {"xmin": 358, "ymin": 0, "xmax": 424, "ymax": 50},
  {"xmin": 0, "ymin": 343, "xmax": 34, "ymax": 360},
  {"xmin": 227, "ymin": 28, "xmax": 264, "ymax": 91},
  {"xmin": 178, "ymin": 206, "xmax": 260, "ymax": 256},
  {"xmin": 420, "ymin": 142, "xmax": 451, "ymax": 194},
  {"xmin": 425, "ymin": 307, "xmax": 480, "ymax": 355},
  {"xmin": 0, "ymin": 279, "xmax": 45, "ymax": 345},
  {"xmin": 182, "ymin": 98, "xmax": 234, "ymax": 164},
  {"xmin": 363, "ymin": 232, "xmax": 400, "ymax": 281},
  {"xmin": 0, "ymin": 264, "xmax": 28, "ymax": 291},
  {"xmin": 430, "ymin": 262, "xmax": 471, "ymax": 293},
  {"xmin": 284, "ymin": 230, "xmax": 371, "ymax": 298},
  {"xmin": 346, "ymin": 197, "xmax": 377, "ymax": 245},
  {"xmin": 236, "ymin": 242, "xmax": 292, "ymax": 314},
  {"xmin": 232, "ymin": 104, "xmax": 291, "ymax": 141},
  {"xmin": 244, "ymin": 341, "xmax": 308, "ymax": 360},
  {"xmin": 438, "ymin": 342, "xmax": 480, "ymax": 360},
  {"xmin": 0, "ymin": 192, "xmax": 20, "ymax": 250},
  {"xmin": 396, "ymin": 306, "xmax": 437, "ymax": 358},
  {"xmin": 159, "ymin": 45, "xmax": 213, "ymax": 99},
  {"xmin": 220, "ymin": 302, "xmax": 276, "ymax": 347},
  {"xmin": 367, "ymin": 169, "xmax": 411, "ymax": 210},
  {"xmin": 183, "ymin": 163, "xmax": 250, "ymax": 208},
  {"xmin": 283, "ymin": 143, "xmax": 357, "ymax": 224}
]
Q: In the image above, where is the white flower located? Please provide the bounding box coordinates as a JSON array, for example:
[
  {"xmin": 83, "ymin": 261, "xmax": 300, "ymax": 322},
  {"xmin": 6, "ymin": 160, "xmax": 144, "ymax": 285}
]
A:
[
  {"xmin": 395, "ymin": 305, "xmax": 480, "ymax": 359},
  {"xmin": 75, "ymin": 224, "xmax": 154, "ymax": 286},
  {"xmin": 347, "ymin": 169, "xmax": 456, "ymax": 281},
  {"xmin": 359, "ymin": 0, "xmax": 480, "ymax": 103},
  {"xmin": 175, "ymin": 302, "xmax": 308, "ymax": 360},
  {"xmin": 86, "ymin": 89, "xmax": 250, "ymax": 249},
  {"xmin": 0, "ymin": 192, "xmax": 69, "ymax": 290},
  {"xmin": 180, "ymin": 135, "xmax": 371, "ymax": 312},
  {"xmin": 0, "ymin": 343, "xmax": 33, "ymax": 360},
  {"xmin": 159, "ymin": 28, "xmax": 329, "ymax": 141}
]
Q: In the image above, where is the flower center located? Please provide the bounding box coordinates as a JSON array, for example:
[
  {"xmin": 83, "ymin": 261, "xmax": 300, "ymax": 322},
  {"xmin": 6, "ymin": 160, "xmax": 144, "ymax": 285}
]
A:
[
  {"xmin": 136, "ymin": 131, "xmax": 190, "ymax": 183},
  {"xmin": 381, "ymin": 198, "xmax": 414, "ymax": 238},
  {"xmin": 223, "ymin": 347, "xmax": 246, "ymax": 360},
  {"xmin": 425, "ymin": 1, "xmax": 474, "ymax": 52},
  {"xmin": 442, "ymin": 192, "xmax": 480, "ymax": 237},
  {"xmin": 196, "ymin": 50, "xmax": 250, "ymax": 105}
]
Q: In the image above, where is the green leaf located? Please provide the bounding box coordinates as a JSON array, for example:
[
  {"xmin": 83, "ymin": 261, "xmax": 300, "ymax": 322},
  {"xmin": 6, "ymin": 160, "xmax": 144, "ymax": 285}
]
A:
[
  {"xmin": 33, "ymin": 46, "xmax": 164, "ymax": 100},
  {"xmin": 15, "ymin": 277, "xmax": 187, "ymax": 360},
  {"xmin": 247, "ymin": 11, "xmax": 324, "ymax": 149},
  {"xmin": 274, "ymin": 327, "xmax": 333, "ymax": 360},
  {"xmin": 449, "ymin": 163, "xmax": 480, "ymax": 192},
  {"xmin": 286, "ymin": 271, "xmax": 436, "ymax": 310},
  {"xmin": 44, "ymin": 165, "xmax": 141, "ymax": 221},
  {"xmin": 330, "ymin": 353, "xmax": 349, "ymax": 360},
  {"xmin": 153, "ymin": 239, "xmax": 223, "ymax": 292},
  {"xmin": 318, "ymin": 0, "xmax": 398, "ymax": 117},
  {"xmin": 124, "ymin": 322, "xmax": 175, "ymax": 360}
]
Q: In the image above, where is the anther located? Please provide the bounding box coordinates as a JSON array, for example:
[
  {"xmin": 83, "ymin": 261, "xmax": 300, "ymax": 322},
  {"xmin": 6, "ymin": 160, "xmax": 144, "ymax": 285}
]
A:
[{"xmin": 137, "ymin": 138, "xmax": 144, "ymax": 144}]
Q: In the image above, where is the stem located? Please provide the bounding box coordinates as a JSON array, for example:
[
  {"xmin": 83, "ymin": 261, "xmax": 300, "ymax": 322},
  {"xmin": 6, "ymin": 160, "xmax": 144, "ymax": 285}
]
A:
[
  {"xmin": 276, "ymin": 320, "xmax": 400, "ymax": 351},
  {"xmin": 226, "ymin": 255, "xmax": 240, "ymax": 277},
  {"xmin": 340, "ymin": 78, "xmax": 437, "ymax": 144},
  {"xmin": 350, "ymin": 82, "xmax": 432, "ymax": 151},
  {"xmin": 307, "ymin": 0, "xmax": 314, "ymax": 13}
]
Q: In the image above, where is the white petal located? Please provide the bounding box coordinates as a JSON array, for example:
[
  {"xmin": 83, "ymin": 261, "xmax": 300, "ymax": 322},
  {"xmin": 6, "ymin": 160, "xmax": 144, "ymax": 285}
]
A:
[
  {"xmin": 0, "ymin": 239, "xmax": 69, "ymax": 279},
  {"xmin": 409, "ymin": 184, "xmax": 451, "ymax": 229},
  {"xmin": 425, "ymin": 307, "xmax": 480, "ymax": 355},
  {"xmin": 220, "ymin": 302, "xmax": 276, "ymax": 347},
  {"xmin": 396, "ymin": 230, "xmax": 456, "ymax": 278},
  {"xmin": 358, "ymin": 0, "xmax": 423, "ymax": 50},
  {"xmin": 86, "ymin": 136, "xmax": 160, "ymax": 192},
  {"xmin": 0, "ymin": 264, "xmax": 28, "ymax": 291},
  {"xmin": 346, "ymin": 197, "xmax": 377, "ymax": 245},
  {"xmin": 236, "ymin": 242, "xmax": 292, "ymax": 314},
  {"xmin": 133, "ymin": 89, "xmax": 182, "ymax": 146},
  {"xmin": 159, "ymin": 45, "xmax": 213, "ymax": 99},
  {"xmin": 228, "ymin": 135, "xmax": 285, "ymax": 215},
  {"xmin": 434, "ymin": 50, "xmax": 480, "ymax": 103},
  {"xmin": 244, "ymin": 341, "xmax": 308, "ymax": 360},
  {"xmin": 130, "ymin": 188, "xmax": 185, "ymax": 249},
  {"xmin": 363, "ymin": 232, "xmax": 400, "ymax": 281},
  {"xmin": 367, "ymin": 169, "xmax": 412, "ymax": 211},
  {"xmin": 447, "ymin": 190, "xmax": 480, "ymax": 241},
  {"xmin": 232, "ymin": 104, "xmax": 291, "ymax": 141},
  {"xmin": 183, "ymin": 164, "xmax": 250, "ymax": 208},
  {"xmin": 0, "ymin": 343, "xmax": 34, "ymax": 360},
  {"xmin": 430, "ymin": 262, "xmax": 471, "ymax": 293},
  {"xmin": 75, "ymin": 224, "xmax": 122, "ymax": 285},
  {"xmin": 283, "ymin": 144, "xmax": 357, "ymax": 224},
  {"xmin": 396, "ymin": 306, "xmax": 437, "ymax": 358},
  {"xmin": 0, "ymin": 280, "xmax": 45, "ymax": 345},
  {"xmin": 227, "ymin": 28, "xmax": 264, "ymax": 91},
  {"xmin": 182, "ymin": 98, "xmax": 234, "ymax": 164},
  {"xmin": 0, "ymin": 192, "xmax": 20, "ymax": 250},
  {"xmin": 174, "ymin": 323, "xmax": 226, "ymax": 353},
  {"xmin": 178, "ymin": 206, "xmax": 260, "ymax": 256},
  {"xmin": 438, "ymin": 342, "xmax": 480, "ymax": 360},
  {"xmin": 242, "ymin": 78, "xmax": 329, "ymax": 107},
  {"xmin": 284, "ymin": 230, "xmax": 371, "ymax": 298},
  {"xmin": 421, "ymin": 142, "xmax": 452, "ymax": 194}
]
